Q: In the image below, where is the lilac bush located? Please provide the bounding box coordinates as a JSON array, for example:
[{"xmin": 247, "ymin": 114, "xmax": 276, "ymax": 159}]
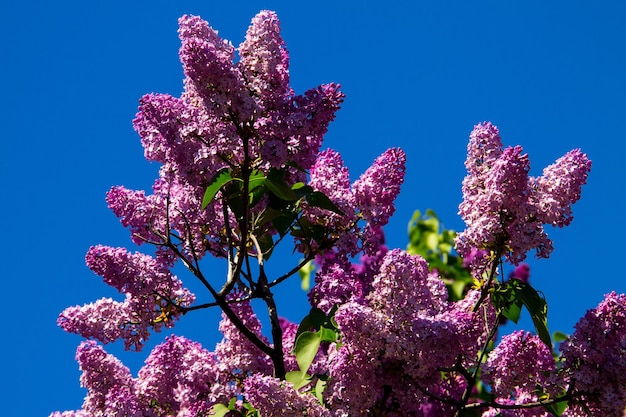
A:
[{"xmin": 50, "ymin": 10, "xmax": 626, "ymax": 417}]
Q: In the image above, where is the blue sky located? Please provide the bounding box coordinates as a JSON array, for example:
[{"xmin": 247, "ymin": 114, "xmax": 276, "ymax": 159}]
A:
[{"xmin": 2, "ymin": 1, "xmax": 625, "ymax": 415}]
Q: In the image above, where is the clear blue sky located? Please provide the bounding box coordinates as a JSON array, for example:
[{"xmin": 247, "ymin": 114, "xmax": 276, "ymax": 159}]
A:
[{"xmin": 2, "ymin": 1, "xmax": 625, "ymax": 415}]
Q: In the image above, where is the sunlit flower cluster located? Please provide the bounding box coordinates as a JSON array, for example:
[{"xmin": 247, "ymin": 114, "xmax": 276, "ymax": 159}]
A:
[{"xmin": 457, "ymin": 122, "xmax": 591, "ymax": 264}]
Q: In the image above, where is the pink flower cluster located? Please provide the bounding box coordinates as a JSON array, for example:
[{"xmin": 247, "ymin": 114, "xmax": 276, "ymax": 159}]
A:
[
  {"xmin": 325, "ymin": 249, "xmax": 493, "ymax": 415},
  {"xmin": 117, "ymin": 10, "xmax": 346, "ymax": 260},
  {"xmin": 306, "ymin": 148, "xmax": 406, "ymax": 310},
  {"xmin": 457, "ymin": 122, "xmax": 591, "ymax": 264},
  {"xmin": 482, "ymin": 331, "xmax": 556, "ymax": 398},
  {"xmin": 560, "ymin": 292, "xmax": 626, "ymax": 416},
  {"xmin": 50, "ymin": 336, "xmax": 230, "ymax": 417},
  {"xmin": 58, "ymin": 246, "xmax": 194, "ymax": 350},
  {"xmin": 305, "ymin": 147, "xmax": 406, "ymax": 257}
]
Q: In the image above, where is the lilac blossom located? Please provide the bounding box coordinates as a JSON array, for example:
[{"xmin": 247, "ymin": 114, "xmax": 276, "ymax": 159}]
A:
[
  {"xmin": 51, "ymin": 9, "xmax": 610, "ymax": 417},
  {"xmin": 58, "ymin": 246, "xmax": 194, "ymax": 350},
  {"xmin": 244, "ymin": 373, "xmax": 330, "ymax": 417},
  {"xmin": 530, "ymin": 149, "xmax": 592, "ymax": 227},
  {"xmin": 327, "ymin": 250, "xmax": 488, "ymax": 414},
  {"xmin": 137, "ymin": 335, "xmax": 228, "ymax": 414},
  {"xmin": 179, "ymin": 15, "xmax": 254, "ymax": 120},
  {"xmin": 306, "ymin": 148, "xmax": 359, "ymax": 257},
  {"xmin": 58, "ymin": 297, "xmax": 132, "ymax": 345},
  {"xmin": 509, "ymin": 263, "xmax": 530, "ymax": 283},
  {"xmin": 352, "ymin": 227, "xmax": 388, "ymax": 296},
  {"xmin": 560, "ymin": 292, "xmax": 626, "ymax": 416},
  {"xmin": 353, "ymin": 147, "xmax": 406, "ymax": 228},
  {"xmin": 482, "ymin": 331, "xmax": 556, "ymax": 398},
  {"xmin": 457, "ymin": 122, "xmax": 591, "ymax": 264},
  {"xmin": 308, "ymin": 260, "xmax": 364, "ymax": 312},
  {"xmin": 238, "ymin": 11, "xmax": 291, "ymax": 109},
  {"xmin": 74, "ymin": 341, "xmax": 137, "ymax": 416}
]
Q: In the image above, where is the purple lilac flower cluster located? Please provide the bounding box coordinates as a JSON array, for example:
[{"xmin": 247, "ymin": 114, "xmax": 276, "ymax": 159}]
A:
[
  {"xmin": 482, "ymin": 331, "xmax": 556, "ymax": 399},
  {"xmin": 52, "ymin": 9, "xmax": 623, "ymax": 417},
  {"xmin": 560, "ymin": 292, "xmax": 626, "ymax": 416},
  {"xmin": 115, "ymin": 10, "xmax": 346, "ymax": 260},
  {"xmin": 325, "ymin": 249, "xmax": 493, "ymax": 415},
  {"xmin": 58, "ymin": 246, "xmax": 194, "ymax": 350},
  {"xmin": 306, "ymin": 148, "xmax": 406, "ymax": 311},
  {"xmin": 50, "ymin": 336, "xmax": 230, "ymax": 417},
  {"xmin": 305, "ymin": 147, "xmax": 406, "ymax": 258},
  {"xmin": 457, "ymin": 122, "xmax": 591, "ymax": 264}
]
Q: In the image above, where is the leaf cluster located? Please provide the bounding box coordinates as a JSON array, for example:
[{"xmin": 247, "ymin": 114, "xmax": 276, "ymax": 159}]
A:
[
  {"xmin": 406, "ymin": 209, "xmax": 473, "ymax": 300},
  {"xmin": 203, "ymin": 167, "xmax": 343, "ymax": 260}
]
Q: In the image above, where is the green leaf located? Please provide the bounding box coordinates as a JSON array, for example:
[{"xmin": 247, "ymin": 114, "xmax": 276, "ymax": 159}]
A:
[
  {"xmin": 265, "ymin": 169, "xmax": 298, "ymax": 201},
  {"xmin": 291, "ymin": 182, "xmax": 314, "ymax": 198},
  {"xmin": 515, "ymin": 281, "xmax": 552, "ymax": 349},
  {"xmin": 248, "ymin": 170, "xmax": 266, "ymax": 189},
  {"xmin": 552, "ymin": 331, "xmax": 569, "ymax": 343},
  {"xmin": 544, "ymin": 399, "xmax": 568, "ymax": 416},
  {"xmin": 273, "ymin": 214, "xmax": 295, "ymax": 236},
  {"xmin": 246, "ymin": 171, "xmax": 268, "ymax": 208},
  {"xmin": 313, "ymin": 376, "xmax": 328, "ymax": 403},
  {"xmin": 266, "ymin": 178, "xmax": 297, "ymax": 201},
  {"xmin": 425, "ymin": 232, "xmax": 439, "ymax": 251},
  {"xmin": 309, "ymin": 224, "xmax": 327, "ymax": 244},
  {"xmin": 451, "ymin": 280, "xmax": 467, "ymax": 300},
  {"xmin": 296, "ymin": 308, "xmax": 328, "ymax": 336},
  {"xmin": 202, "ymin": 169, "xmax": 233, "ymax": 209},
  {"xmin": 293, "ymin": 331, "xmax": 321, "ymax": 377},
  {"xmin": 319, "ymin": 326, "xmax": 338, "ymax": 343},
  {"xmin": 502, "ymin": 301, "xmax": 522, "ymax": 323},
  {"xmin": 225, "ymin": 181, "xmax": 246, "ymax": 220},
  {"xmin": 211, "ymin": 404, "xmax": 231, "ymax": 417},
  {"xmin": 285, "ymin": 370, "xmax": 311, "ymax": 390},
  {"xmin": 306, "ymin": 191, "xmax": 344, "ymax": 215},
  {"xmin": 422, "ymin": 216, "xmax": 439, "ymax": 233},
  {"xmin": 298, "ymin": 260, "xmax": 315, "ymax": 291},
  {"xmin": 256, "ymin": 233, "xmax": 274, "ymax": 260},
  {"xmin": 256, "ymin": 207, "xmax": 283, "ymax": 229}
]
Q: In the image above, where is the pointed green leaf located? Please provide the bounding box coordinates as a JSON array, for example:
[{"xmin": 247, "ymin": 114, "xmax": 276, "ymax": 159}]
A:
[
  {"xmin": 202, "ymin": 169, "xmax": 233, "ymax": 209},
  {"xmin": 248, "ymin": 170, "xmax": 266, "ymax": 188},
  {"xmin": 265, "ymin": 178, "xmax": 297, "ymax": 201},
  {"xmin": 515, "ymin": 281, "xmax": 552, "ymax": 349},
  {"xmin": 306, "ymin": 191, "xmax": 344, "ymax": 215},
  {"xmin": 248, "ymin": 171, "xmax": 267, "ymax": 208},
  {"xmin": 451, "ymin": 280, "xmax": 467, "ymax": 300},
  {"xmin": 319, "ymin": 326, "xmax": 339, "ymax": 343},
  {"xmin": 296, "ymin": 308, "xmax": 328, "ymax": 337},
  {"xmin": 545, "ymin": 399, "xmax": 568, "ymax": 416},
  {"xmin": 425, "ymin": 232, "xmax": 439, "ymax": 251},
  {"xmin": 313, "ymin": 377, "xmax": 328, "ymax": 403},
  {"xmin": 502, "ymin": 301, "xmax": 522, "ymax": 323},
  {"xmin": 292, "ymin": 182, "xmax": 314, "ymax": 198},
  {"xmin": 265, "ymin": 169, "xmax": 298, "ymax": 201},
  {"xmin": 294, "ymin": 331, "xmax": 321, "ymax": 377},
  {"xmin": 285, "ymin": 370, "xmax": 304, "ymax": 385},
  {"xmin": 256, "ymin": 233, "xmax": 274, "ymax": 260}
]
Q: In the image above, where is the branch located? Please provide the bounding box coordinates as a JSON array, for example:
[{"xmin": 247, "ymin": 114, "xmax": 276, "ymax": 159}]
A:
[
  {"xmin": 269, "ymin": 252, "xmax": 316, "ymax": 288},
  {"xmin": 250, "ymin": 233, "xmax": 286, "ymax": 379}
]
